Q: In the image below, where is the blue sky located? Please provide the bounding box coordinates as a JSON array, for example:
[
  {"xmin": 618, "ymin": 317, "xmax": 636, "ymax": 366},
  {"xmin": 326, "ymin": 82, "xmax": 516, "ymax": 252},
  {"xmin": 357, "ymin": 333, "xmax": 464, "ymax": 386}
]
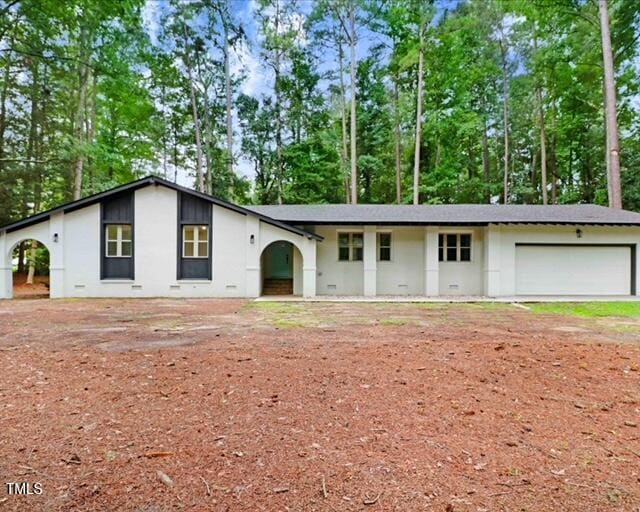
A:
[{"xmin": 140, "ymin": 0, "xmax": 462, "ymax": 183}]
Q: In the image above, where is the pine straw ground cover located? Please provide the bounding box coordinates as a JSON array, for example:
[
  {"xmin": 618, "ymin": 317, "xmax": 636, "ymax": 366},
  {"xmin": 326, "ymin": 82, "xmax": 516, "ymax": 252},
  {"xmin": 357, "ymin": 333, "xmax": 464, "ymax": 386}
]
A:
[{"xmin": 0, "ymin": 299, "xmax": 639, "ymax": 512}]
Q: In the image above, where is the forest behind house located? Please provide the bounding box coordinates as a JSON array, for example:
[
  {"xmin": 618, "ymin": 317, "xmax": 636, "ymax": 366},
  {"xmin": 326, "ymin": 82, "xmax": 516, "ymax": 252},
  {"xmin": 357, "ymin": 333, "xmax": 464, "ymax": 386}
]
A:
[{"xmin": 1, "ymin": 0, "xmax": 639, "ymax": 231}]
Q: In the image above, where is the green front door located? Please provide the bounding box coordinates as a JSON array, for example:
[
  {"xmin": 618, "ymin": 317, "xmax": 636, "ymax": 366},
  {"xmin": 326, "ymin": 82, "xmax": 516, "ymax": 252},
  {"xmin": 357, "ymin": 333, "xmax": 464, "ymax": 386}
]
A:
[{"xmin": 268, "ymin": 242, "xmax": 293, "ymax": 279}]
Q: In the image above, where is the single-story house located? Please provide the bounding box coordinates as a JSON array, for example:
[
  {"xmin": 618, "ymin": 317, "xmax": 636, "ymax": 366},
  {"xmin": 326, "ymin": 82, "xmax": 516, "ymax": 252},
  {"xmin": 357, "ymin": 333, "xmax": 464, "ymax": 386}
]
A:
[{"xmin": 1, "ymin": 175, "xmax": 640, "ymax": 299}]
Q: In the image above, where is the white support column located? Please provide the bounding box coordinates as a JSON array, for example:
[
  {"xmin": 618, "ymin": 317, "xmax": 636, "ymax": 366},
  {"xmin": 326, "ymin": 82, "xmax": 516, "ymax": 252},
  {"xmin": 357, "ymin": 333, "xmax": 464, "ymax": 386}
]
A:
[
  {"xmin": 484, "ymin": 224, "xmax": 501, "ymax": 297},
  {"xmin": 424, "ymin": 227, "xmax": 439, "ymax": 296},
  {"xmin": 245, "ymin": 216, "xmax": 261, "ymax": 297},
  {"xmin": 363, "ymin": 225, "xmax": 377, "ymax": 296},
  {"xmin": 48, "ymin": 213, "xmax": 65, "ymax": 298},
  {"xmin": 0, "ymin": 233, "xmax": 11, "ymax": 299},
  {"xmin": 302, "ymin": 237, "xmax": 317, "ymax": 298}
]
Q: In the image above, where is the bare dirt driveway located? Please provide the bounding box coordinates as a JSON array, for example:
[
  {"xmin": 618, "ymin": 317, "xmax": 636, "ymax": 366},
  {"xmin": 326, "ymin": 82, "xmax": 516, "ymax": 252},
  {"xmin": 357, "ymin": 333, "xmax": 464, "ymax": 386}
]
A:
[{"xmin": 0, "ymin": 299, "xmax": 639, "ymax": 512}]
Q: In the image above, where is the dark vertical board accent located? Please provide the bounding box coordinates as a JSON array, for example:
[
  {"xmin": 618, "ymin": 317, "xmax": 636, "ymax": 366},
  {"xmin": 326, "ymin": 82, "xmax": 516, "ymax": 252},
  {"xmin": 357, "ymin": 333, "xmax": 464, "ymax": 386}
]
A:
[
  {"xmin": 101, "ymin": 191, "xmax": 134, "ymax": 279},
  {"xmin": 176, "ymin": 191, "xmax": 182, "ymax": 281},
  {"xmin": 177, "ymin": 192, "xmax": 212, "ymax": 280}
]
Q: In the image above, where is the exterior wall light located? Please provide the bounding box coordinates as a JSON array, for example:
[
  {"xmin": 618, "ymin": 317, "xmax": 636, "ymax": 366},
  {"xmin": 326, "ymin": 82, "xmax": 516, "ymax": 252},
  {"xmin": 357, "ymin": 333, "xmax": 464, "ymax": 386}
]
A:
[
  {"xmin": 250, "ymin": 234, "xmax": 255, "ymax": 244},
  {"xmin": 53, "ymin": 233, "xmax": 59, "ymax": 243},
  {"xmin": 576, "ymin": 229, "xmax": 583, "ymax": 239}
]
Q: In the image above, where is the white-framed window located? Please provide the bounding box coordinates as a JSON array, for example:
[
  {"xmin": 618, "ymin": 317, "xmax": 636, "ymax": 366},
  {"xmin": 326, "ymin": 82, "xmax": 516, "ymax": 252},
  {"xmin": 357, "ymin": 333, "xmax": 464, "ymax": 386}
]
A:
[
  {"xmin": 439, "ymin": 233, "xmax": 472, "ymax": 262},
  {"xmin": 377, "ymin": 232, "xmax": 392, "ymax": 261},
  {"xmin": 183, "ymin": 225, "xmax": 209, "ymax": 258},
  {"xmin": 105, "ymin": 224, "xmax": 132, "ymax": 257},
  {"xmin": 338, "ymin": 232, "xmax": 363, "ymax": 261}
]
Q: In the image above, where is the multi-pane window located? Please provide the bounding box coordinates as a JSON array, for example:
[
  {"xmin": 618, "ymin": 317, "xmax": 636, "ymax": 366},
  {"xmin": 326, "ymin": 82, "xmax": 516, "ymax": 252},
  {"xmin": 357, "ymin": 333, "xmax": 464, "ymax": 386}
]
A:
[
  {"xmin": 378, "ymin": 232, "xmax": 392, "ymax": 261},
  {"xmin": 183, "ymin": 225, "xmax": 209, "ymax": 258},
  {"xmin": 438, "ymin": 233, "xmax": 471, "ymax": 262},
  {"xmin": 105, "ymin": 224, "xmax": 132, "ymax": 257},
  {"xmin": 338, "ymin": 232, "xmax": 363, "ymax": 261}
]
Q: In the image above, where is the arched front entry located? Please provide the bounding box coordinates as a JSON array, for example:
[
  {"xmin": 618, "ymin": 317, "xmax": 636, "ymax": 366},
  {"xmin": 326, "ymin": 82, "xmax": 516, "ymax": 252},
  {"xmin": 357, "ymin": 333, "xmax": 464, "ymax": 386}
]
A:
[
  {"xmin": 260, "ymin": 241, "xmax": 303, "ymax": 296},
  {"xmin": 9, "ymin": 238, "xmax": 50, "ymax": 299}
]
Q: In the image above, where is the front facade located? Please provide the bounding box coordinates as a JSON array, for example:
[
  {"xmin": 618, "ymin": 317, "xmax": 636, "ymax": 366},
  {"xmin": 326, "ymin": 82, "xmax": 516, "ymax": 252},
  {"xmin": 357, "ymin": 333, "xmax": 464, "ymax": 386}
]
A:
[{"xmin": 1, "ymin": 177, "xmax": 639, "ymax": 299}]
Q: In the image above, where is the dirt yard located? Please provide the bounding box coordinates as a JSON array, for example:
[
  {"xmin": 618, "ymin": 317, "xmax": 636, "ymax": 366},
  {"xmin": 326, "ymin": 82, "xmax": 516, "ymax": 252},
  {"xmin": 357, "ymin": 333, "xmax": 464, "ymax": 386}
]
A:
[
  {"xmin": 0, "ymin": 299, "xmax": 639, "ymax": 511},
  {"xmin": 12, "ymin": 273, "xmax": 49, "ymax": 299}
]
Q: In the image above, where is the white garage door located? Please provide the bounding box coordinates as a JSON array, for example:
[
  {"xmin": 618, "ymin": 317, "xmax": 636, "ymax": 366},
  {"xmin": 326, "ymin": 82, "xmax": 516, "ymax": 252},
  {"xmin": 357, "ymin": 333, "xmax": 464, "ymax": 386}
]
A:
[{"xmin": 515, "ymin": 245, "xmax": 632, "ymax": 296}]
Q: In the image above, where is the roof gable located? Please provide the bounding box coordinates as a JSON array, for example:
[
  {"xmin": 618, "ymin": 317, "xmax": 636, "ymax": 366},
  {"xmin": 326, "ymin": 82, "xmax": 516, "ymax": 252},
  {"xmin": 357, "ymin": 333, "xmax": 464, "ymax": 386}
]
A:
[{"xmin": 0, "ymin": 176, "xmax": 322, "ymax": 240}]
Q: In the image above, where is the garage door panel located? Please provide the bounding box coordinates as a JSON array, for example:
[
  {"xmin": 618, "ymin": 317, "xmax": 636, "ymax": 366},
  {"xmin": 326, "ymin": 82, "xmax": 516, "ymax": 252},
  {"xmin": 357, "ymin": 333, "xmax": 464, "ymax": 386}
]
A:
[{"xmin": 516, "ymin": 245, "xmax": 631, "ymax": 296}]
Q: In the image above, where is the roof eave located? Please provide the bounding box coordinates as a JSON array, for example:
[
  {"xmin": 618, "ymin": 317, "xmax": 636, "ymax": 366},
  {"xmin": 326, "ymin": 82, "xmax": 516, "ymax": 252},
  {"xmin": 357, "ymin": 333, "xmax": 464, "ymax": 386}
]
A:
[{"xmin": 0, "ymin": 176, "xmax": 322, "ymax": 241}]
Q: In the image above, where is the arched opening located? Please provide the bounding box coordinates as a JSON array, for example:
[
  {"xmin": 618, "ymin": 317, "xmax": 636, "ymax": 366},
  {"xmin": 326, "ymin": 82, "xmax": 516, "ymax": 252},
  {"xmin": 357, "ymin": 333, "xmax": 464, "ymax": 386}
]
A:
[
  {"xmin": 11, "ymin": 239, "xmax": 50, "ymax": 299},
  {"xmin": 260, "ymin": 241, "xmax": 303, "ymax": 296}
]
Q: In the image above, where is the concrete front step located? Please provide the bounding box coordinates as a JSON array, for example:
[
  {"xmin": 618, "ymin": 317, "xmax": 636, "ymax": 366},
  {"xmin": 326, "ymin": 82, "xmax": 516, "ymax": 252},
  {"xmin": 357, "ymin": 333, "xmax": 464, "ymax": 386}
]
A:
[{"xmin": 263, "ymin": 278, "xmax": 293, "ymax": 295}]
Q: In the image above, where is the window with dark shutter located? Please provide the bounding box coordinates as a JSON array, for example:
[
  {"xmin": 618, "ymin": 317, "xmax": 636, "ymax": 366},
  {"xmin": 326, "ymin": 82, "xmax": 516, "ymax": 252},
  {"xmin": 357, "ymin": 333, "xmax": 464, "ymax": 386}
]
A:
[
  {"xmin": 177, "ymin": 192, "xmax": 212, "ymax": 280},
  {"xmin": 101, "ymin": 192, "xmax": 134, "ymax": 279}
]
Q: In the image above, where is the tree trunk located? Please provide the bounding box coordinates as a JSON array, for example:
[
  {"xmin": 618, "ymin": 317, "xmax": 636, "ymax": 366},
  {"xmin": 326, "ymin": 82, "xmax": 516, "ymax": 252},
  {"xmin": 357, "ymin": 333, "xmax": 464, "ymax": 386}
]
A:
[
  {"xmin": 73, "ymin": 26, "xmax": 90, "ymax": 200},
  {"xmin": 481, "ymin": 116, "xmax": 490, "ymax": 203},
  {"xmin": 161, "ymin": 85, "xmax": 168, "ymax": 179},
  {"xmin": 598, "ymin": 0, "xmax": 622, "ymax": 208},
  {"xmin": 223, "ymin": 11, "xmax": 234, "ymax": 196},
  {"xmin": 393, "ymin": 73, "xmax": 402, "ymax": 204},
  {"xmin": 17, "ymin": 243, "xmax": 25, "ymax": 274},
  {"xmin": 500, "ymin": 37, "xmax": 510, "ymax": 204},
  {"xmin": 274, "ymin": 0, "xmax": 284, "ymax": 204},
  {"xmin": 349, "ymin": 4, "xmax": 358, "ymax": 204},
  {"xmin": 0, "ymin": 46, "xmax": 11, "ymax": 172},
  {"xmin": 413, "ymin": 26, "xmax": 424, "ymax": 205},
  {"xmin": 26, "ymin": 240, "xmax": 37, "ymax": 285},
  {"xmin": 534, "ymin": 34, "xmax": 548, "ymax": 206},
  {"xmin": 338, "ymin": 42, "xmax": 350, "ymax": 203},
  {"xmin": 536, "ymin": 86, "xmax": 548, "ymax": 205},
  {"xmin": 26, "ymin": 61, "xmax": 42, "ymax": 285},
  {"xmin": 182, "ymin": 21, "xmax": 205, "ymax": 193}
]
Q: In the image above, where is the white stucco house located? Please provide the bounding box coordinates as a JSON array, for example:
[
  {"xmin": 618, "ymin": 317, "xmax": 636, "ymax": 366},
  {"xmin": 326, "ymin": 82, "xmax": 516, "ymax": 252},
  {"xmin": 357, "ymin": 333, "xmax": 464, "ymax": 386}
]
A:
[{"xmin": 1, "ymin": 175, "xmax": 640, "ymax": 299}]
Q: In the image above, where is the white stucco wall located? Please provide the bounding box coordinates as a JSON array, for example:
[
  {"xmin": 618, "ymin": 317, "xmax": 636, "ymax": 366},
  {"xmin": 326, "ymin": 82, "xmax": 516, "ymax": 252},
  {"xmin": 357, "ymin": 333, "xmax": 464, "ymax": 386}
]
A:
[
  {"xmin": 376, "ymin": 227, "xmax": 425, "ymax": 295},
  {"xmin": 1, "ymin": 184, "xmax": 317, "ymax": 299},
  {"xmin": 439, "ymin": 227, "xmax": 485, "ymax": 296},
  {"xmin": 315, "ymin": 226, "xmax": 364, "ymax": 295},
  {"xmin": 62, "ymin": 186, "xmax": 252, "ymax": 297}
]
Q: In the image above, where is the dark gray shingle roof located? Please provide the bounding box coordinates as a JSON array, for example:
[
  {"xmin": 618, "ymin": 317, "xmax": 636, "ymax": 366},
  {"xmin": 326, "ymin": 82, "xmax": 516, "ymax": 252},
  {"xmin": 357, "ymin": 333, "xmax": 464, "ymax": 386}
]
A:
[{"xmin": 246, "ymin": 204, "xmax": 640, "ymax": 226}]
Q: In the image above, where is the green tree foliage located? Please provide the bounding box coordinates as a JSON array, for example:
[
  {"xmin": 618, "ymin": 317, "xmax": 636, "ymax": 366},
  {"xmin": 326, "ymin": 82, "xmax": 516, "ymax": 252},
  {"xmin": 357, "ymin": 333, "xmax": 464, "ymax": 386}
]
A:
[{"xmin": 0, "ymin": 0, "xmax": 639, "ymax": 221}]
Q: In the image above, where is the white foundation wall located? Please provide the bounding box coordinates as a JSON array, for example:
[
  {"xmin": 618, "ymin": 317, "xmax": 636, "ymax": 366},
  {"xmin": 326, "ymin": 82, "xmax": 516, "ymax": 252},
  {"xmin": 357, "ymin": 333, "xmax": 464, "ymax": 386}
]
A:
[
  {"xmin": 489, "ymin": 225, "xmax": 640, "ymax": 296},
  {"xmin": 439, "ymin": 228, "xmax": 485, "ymax": 296},
  {"xmin": 376, "ymin": 227, "xmax": 425, "ymax": 295},
  {"xmin": 315, "ymin": 226, "xmax": 364, "ymax": 295}
]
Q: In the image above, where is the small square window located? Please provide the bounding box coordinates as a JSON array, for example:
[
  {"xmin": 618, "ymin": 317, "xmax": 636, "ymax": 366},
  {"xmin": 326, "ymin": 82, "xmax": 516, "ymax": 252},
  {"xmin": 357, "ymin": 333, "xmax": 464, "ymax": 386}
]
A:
[
  {"xmin": 183, "ymin": 225, "xmax": 208, "ymax": 258},
  {"xmin": 337, "ymin": 232, "xmax": 364, "ymax": 261},
  {"xmin": 105, "ymin": 224, "xmax": 132, "ymax": 258},
  {"xmin": 439, "ymin": 233, "xmax": 472, "ymax": 262}
]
